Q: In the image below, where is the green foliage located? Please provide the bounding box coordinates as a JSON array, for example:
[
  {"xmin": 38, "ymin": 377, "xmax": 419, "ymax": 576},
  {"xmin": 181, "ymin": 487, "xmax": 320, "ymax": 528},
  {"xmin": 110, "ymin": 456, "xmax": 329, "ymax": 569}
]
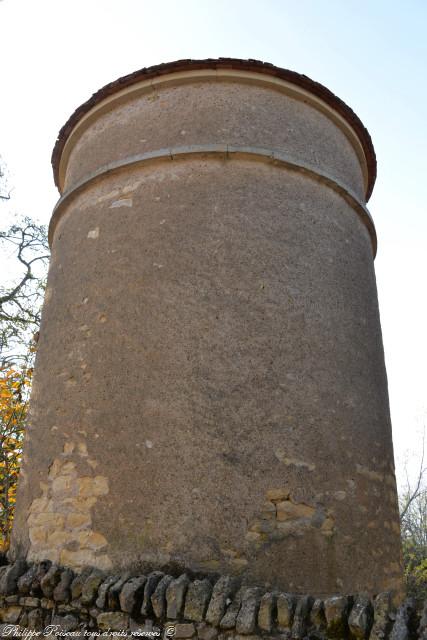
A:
[
  {"xmin": 402, "ymin": 538, "xmax": 427, "ymax": 600},
  {"xmin": 0, "ymin": 365, "xmax": 32, "ymax": 551},
  {"xmin": 400, "ymin": 443, "xmax": 427, "ymax": 601}
]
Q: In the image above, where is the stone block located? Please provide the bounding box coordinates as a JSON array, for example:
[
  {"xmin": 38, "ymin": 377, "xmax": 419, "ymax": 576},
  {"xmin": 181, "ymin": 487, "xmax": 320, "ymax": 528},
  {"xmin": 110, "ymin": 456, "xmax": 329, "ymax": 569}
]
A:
[
  {"xmin": 370, "ymin": 593, "xmax": 393, "ymax": 640},
  {"xmin": 175, "ymin": 622, "xmax": 196, "ymax": 638},
  {"xmin": 107, "ymin": 573, "xmax": 131, "ymax": 610},
  {"xmin": 348, "ymin": 594, "xmax": 373, "ymax": 639},
  {"xmin": 277, "ymin": 593, "xmax": 296, "ymax": 630},
  {"xmin": 184, "ymin": 579, "xmax": 212, "ymax": 622},
  {"xmin": 166, "ymin": 574, "xmax": 190, "ymax": 619},
  {"xmin": 53, "ymin": 568, "xmax": 74, "ymax": 602},
  {"xmin": 80, "ymin": 571, "xmax": 104, "ymax": 606},
  {"xmin": 220, "ymin": 587, "xmax": 244, "ymax": 630},
  {"xmin": 97, "ymin": 611, "xmax": 129, "ymax": 631},
  {"xmin": 51, "ymin": 613, "xmax": 80, "ymax": 631},
  {"xmin": 19, "ymin": 596, "xmax": 41, "ymax": 607},
  {"xmin": 291, "ymin": 595, "xmax": 313, "ymax": 639},
  {"xmin": 27, "ymin": 607, "xmax": 44, "ymax": 630},
  {"xmin": 0, "ymin": 605, "xmax": 22, "ymax": 623},
  {"xmin": 40, "ymin": 563, "xmax": 62, "ymax": 598},
  {"xmin": 324, "ymin": 596, "xmax": 351, "ymax": 638},
  {"xmin": 309, "ymin": 598, "xmax": 326, "ymax": 632},
  {"xmin": 120, "ymin": 575, "xmax": 146, "ymax": 614},
  {"xmin": 197, "ymin": 622, "xmax": 219, "ymax": 640},
  {"xmin": 206, "ymin": 576, "xmax": 239, "ymax": 627},
  {"xmin": 236, "ymin": 587, "xmax": 262, "ymax": 635},
  {"xmin": 141, "ymin": 571, "xmax": 164, "ymax": 616},
  {"xmin": 151, "ymin": 574, "xmax": 173, "ymax": 619},
  {"xmin": 390, "ymin": 599, "xmax": 416, "ymax": 640},
  {"xmin": 258, "ymin": 592, "xmax": 275, "ymax": 632},
  {"xmin": 96, "ymin": 573, "xmax": 119, "ymax": 609},
  {"xmin": 0, "ymin": 560, "xmax": 27, "ymax": 596}
]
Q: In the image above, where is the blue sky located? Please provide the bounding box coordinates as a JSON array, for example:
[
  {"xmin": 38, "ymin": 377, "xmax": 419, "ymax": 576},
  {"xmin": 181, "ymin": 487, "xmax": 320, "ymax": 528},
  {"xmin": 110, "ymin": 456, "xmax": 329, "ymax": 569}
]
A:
[{"xmin": 0, "ymin": 0, "xmax": 426, "ymax": 486}]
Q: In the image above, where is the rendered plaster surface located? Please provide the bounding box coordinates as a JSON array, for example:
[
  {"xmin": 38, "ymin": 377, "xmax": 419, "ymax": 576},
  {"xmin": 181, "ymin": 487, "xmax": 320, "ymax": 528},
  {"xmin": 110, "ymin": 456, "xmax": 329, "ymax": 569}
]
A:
[
  {"xmin": 11, "ymin": 63, "xmax": 402, "ymax": 597},
  {"xmin": 63, "ymin": 80, "xmax": 366, "ymax": 201}
]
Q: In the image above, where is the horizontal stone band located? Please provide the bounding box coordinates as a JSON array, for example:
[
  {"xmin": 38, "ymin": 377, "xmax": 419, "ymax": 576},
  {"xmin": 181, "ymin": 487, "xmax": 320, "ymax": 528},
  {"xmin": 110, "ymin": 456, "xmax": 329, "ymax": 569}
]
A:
[
  {"xmin": 0, "ymin": 559, "xmax": 413, "ymax": 637},
  {"xmin": 49, "ymin": 144, "xmax": 377, "ymax": 256}
]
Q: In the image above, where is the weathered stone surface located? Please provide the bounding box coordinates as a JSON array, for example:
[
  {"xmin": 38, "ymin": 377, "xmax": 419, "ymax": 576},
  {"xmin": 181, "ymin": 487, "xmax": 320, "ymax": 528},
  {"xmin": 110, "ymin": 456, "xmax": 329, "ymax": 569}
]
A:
[
  {"xmin": 277, "ymin": 593, "xmax": 296, "ymax": 630},
  {"xmin": 390, "ymin": 599, "xmax": 416, "ymax": 640},
  {"xmin": 20, "ymin": 611, "xmax": 29, "ymax": 627},
  {"xmin": 151, "ymin": 574, "xmax": 173, "ymax": 619},
  {"xmin": 166, "ymin": 574, "xmax": 190, "ymax": 619},
  {"xmin": 71, "ymin": 569, "xmax": 92, "ymax": 601},
  {"xmin": 97, "ymin": 611, "xmax": 129, "ymax": 631},
  {"xmin": 5, "ymin": 595, "xmax": 19, "ymax": 604},
  {"xmin": 184, "ymin": 579, "xmax": 212, "ymax": 622},
  {"xmin": 30, "ymin": 561, "xmax": 53, "ymax": 596},
  {"xmin": 324, "ymin": 596, "xmax": 351, "ymax": 638},
  {"xmin": 220, "ymin": 587, "xmax": 244, "ymax": 630},
  {"xmin": 51, "ymin": 613, "xmax": 80, "ymax": 631},
  {"xmin": 27, "ymin": 607, "xmax": 44, "ymax": 630},
  {"xmin": 370, "ymin": 593, "xmax": 393, "ymax": 640},
  {"xmin": 58, "ymin": 603, "xmax": 77, "ymax": 613},
  {"xmin": 18, "ymin": 564, "xmax": 38, "ymax": 595},
  {"xmin": 309, "ymin": 598, "xmax": 326, "ymax": 633},
  {"xmin": 41, "ymin": 597, "xmax": 55, "ymax": 609},
  {"xmin": 175, "ymin": 622, "xmax": 196, "ymax": 638},
  {"xmin": 236, "ymin": 587, "xmax": 262, "ymax": 635},
  {"xmin": 120, "ymin": 575, "xmax": 146, "ymax": 614},
  {"xmin": 0, "ymin": 605, "xmax": 22, "ymax": 623},
  {"xmin": 81, "ymin": 571, "xmax": 104, "ymax": 606},
  {"xmin": 0, "ymin": 559, "xmax": 27, "ymax": 596},
  {"xmin": 108, "ymin": 573, "xmax": 130, "ymax": 611},
  {"xmin": 292, "ymin": 595, "xmax": 313, "ymax": 639},
  {"xmin": 258, "ymin": 592, "xmax": 275, "ymax": 632},
  {"xmin": 197, "ymin": 622, "xmax": 219, "ymax": 640},
  {"xmin": 141, "ymin": 571, "xmax": 164, "ymax": 616},
  {"xmin": 349, "ymin": 594, "xmax": 373, "ymax": 639},
  {"xmin": 0, "ymin": 560, "xmax": 409, "ymax": 640},
  {"xmin": 206, "ymin": 576, "xmax": 240, "ymax": 627},
  {"xmin": 40, "ymin": 563, "xmax": 62, "ymax": 598},
  {"xmin": 53, "ymin": 568, "xmax": 74, "ymax": 602},
  {"xmin": 19, "ymin": 596, "xmax": 41, "ymax": 607},
  {"xmin": 95, "ymin": 574, "xmax": 119, "ymax": 609}
]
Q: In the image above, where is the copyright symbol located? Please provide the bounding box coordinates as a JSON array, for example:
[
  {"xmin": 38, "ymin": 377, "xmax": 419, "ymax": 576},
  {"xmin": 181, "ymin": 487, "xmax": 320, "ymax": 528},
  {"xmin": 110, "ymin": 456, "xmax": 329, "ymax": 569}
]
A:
[{"xmin": 165, "ymin": 625, "xmax": 176, "ymax": 637}]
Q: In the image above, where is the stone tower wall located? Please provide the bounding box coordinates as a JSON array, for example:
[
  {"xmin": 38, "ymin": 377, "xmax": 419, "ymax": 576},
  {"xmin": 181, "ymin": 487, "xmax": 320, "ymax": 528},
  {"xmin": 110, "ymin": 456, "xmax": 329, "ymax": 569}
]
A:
[{"xmin": 10, "ymin": 59, "xmax": 402, "ymax": 598}]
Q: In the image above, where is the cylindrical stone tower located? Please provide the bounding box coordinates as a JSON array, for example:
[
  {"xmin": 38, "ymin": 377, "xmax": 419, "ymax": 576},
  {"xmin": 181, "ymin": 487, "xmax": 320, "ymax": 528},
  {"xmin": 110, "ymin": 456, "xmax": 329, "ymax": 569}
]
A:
[{"xmin": 11, "ymin": 59, "xmax": 402, "ymax": 597}]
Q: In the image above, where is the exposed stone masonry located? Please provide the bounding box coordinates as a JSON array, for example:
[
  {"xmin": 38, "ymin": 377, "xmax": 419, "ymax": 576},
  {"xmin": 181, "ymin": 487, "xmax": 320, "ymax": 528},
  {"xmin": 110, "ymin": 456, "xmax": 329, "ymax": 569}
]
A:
[
  {"xmin": 0, "ymin": 561, "xmax": 421, "ymax": 638},
  {"xmin": 246, "ymin": 489, "xmax": 335, "ymax": 547}
]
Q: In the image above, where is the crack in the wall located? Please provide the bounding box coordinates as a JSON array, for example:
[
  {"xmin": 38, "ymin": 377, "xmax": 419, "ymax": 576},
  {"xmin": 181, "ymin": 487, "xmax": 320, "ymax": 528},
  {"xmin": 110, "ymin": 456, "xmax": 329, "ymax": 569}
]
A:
[{"xmin": 27, "ymin": 440, "xmax": 112, "ymax": 571}]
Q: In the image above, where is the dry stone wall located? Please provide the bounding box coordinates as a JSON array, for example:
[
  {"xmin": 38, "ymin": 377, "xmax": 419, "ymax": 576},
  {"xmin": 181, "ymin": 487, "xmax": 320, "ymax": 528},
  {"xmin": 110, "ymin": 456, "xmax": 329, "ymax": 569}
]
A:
[{"xmin": 0, "ymin": 561, "xmax": 422, "ymax": 639}]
